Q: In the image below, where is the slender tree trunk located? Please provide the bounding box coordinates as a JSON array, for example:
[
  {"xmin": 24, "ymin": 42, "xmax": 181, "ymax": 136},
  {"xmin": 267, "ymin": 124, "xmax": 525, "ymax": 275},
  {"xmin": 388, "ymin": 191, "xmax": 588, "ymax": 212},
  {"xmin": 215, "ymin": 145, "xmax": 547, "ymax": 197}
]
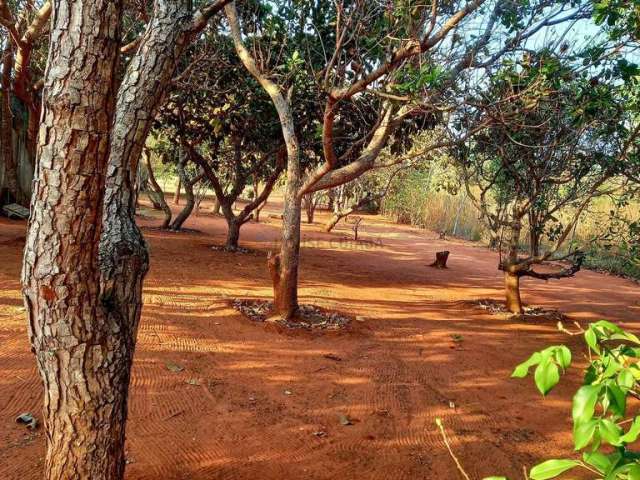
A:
[
  {"xmin": 170, "ymin": 155, "xmax": 197, "ymax": 230},
  {"xmin": 504, "ymin": 205, "xmax": 524, "ymax": 314},
  {"xmin": 505, "ymin": 272, "xmax": 524, "ymax": 314},
  {"xmin": 174, "ymin": 176, "xmax": 181, "ymax": 205},
  {"xmin": 529, "ymin": 228, "xmax": 540, "ymax": 257},
  {"xmin": 21, "ymin": 3, "xmax": 125, "ymax": 478},
  {"xmin": 144, "ymin": 150, "xmax": 172, "ymax": 229},
  {"xmin": 303, "ymin": 193, "xmax": 316, "ymax": 224},
  {"xmin": 211, "ymin": 196, "xmax": 221, "ymax": 214},
  {"xmin": 1, "ymin": 42, "xmax": 20, "ymax": 205}
]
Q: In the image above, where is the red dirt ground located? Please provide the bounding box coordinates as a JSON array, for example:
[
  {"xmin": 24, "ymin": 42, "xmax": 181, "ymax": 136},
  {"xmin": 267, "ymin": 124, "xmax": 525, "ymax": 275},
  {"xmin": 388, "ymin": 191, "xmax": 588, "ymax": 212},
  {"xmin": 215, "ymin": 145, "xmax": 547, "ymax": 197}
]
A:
[{"xmin": 1, "ymin": 197, "xmax": 639, "ymax": 479}]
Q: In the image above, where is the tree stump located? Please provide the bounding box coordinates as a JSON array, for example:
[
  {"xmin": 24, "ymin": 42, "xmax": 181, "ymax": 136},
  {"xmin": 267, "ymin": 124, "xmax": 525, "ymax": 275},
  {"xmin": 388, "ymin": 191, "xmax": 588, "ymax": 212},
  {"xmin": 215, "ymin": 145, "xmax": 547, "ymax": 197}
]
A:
[{"xmin": 429, "ymin": 251, "xmax": 450, "ymax": 269}]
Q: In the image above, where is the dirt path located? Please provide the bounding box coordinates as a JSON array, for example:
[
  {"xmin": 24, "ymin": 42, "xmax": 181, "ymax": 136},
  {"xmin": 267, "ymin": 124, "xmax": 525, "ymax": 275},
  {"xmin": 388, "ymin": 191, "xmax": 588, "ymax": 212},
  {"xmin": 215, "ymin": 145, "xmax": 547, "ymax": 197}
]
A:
[{"xmin": 1, "ymin": 198, "xmax": 638, "ymax": 479}]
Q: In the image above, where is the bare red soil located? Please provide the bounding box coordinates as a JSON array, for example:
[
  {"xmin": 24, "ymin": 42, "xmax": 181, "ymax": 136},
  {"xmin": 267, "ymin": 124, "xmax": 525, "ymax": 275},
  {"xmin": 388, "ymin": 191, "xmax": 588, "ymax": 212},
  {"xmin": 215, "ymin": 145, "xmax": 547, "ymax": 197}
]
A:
[{"xmin": 1, "ymin": 197, "xmax": 638, "ymax": 479}]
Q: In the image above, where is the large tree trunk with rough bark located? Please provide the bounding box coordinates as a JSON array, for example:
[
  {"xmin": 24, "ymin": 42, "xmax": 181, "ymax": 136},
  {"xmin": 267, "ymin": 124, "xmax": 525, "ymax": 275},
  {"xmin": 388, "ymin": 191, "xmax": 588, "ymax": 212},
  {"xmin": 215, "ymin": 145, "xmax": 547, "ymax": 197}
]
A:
[
  {"xmin": 505, "ymin": 272, "xmax": 524, "ymax": 314},
  {"xmin": 21, "ymin": 2, "xmax": 125, "ymax": 478},
  {"xmin": 97, "ymin": 0, "xmax": 202, "ymax": 477}
]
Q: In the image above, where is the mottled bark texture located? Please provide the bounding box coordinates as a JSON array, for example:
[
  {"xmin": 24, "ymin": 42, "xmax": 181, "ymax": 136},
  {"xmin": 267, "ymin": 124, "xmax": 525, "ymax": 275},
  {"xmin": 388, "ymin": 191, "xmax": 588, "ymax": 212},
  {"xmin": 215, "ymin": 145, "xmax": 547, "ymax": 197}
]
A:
[
  {"xmin": 21, "ymin": 2, "xmax": 124, "ymax": 479},
  {"xmin": 96, "ymin": 5, "xmax": 195, "ymax": 477}
]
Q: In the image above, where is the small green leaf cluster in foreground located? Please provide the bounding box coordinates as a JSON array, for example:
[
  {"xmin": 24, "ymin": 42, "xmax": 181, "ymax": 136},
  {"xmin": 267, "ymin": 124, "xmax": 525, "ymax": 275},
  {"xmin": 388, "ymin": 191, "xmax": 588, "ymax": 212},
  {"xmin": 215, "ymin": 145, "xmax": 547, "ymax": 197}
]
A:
[{"xmin": 495, "ymin": 321, "xmax": 640, "ymax": 479}]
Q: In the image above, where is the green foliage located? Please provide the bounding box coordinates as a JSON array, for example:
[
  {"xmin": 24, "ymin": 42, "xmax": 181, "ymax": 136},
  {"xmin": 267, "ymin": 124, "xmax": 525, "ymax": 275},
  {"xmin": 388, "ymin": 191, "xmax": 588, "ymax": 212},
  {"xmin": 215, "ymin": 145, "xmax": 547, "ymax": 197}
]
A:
[{"xmin": 508, "ymin": 321, "xmax": 640, "ymax": 479}]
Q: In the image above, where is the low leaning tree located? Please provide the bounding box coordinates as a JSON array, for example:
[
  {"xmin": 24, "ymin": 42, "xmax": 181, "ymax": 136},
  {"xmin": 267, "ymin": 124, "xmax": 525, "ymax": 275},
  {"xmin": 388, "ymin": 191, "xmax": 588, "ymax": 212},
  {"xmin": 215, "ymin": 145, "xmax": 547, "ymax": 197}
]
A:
[{"xmin": 458, "ymin": 54, "xmax": 640, "ymax": 313}]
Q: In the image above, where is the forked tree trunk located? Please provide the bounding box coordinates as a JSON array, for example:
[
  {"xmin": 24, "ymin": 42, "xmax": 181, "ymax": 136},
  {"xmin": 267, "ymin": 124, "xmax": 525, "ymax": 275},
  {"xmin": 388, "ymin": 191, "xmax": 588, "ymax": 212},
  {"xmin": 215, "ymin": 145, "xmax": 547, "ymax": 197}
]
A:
[
  {"xmin": 144, "ymin": 151, "xmax": 172, "ymax": 229},
  {"xmin": 505, "ymin": 272, "xmax": 524, "ymax": 314},
  {"xmin": 21, "ymin": 3, "xmax": 124, "ymax": 478},
  {"xmin": 303, "ymin": 193, "xmax": 317, "ymax": 223}
]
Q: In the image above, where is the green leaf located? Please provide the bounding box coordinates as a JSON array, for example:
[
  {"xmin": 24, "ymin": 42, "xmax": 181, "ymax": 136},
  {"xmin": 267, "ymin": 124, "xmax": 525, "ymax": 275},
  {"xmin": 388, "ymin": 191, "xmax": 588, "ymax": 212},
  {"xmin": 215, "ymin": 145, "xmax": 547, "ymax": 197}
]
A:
[
  {"xmin": 572, "ymin": 385, "xmax": 601, "ymax": 424},
  {"xmin": 585, "ymin": 328, "xmax": 599, "ymax": 353},
  {"xmin": 619, "ymin": 416, "xmax": 640, "ymax": 444},
  {"xmin": 627, "ymin": 464, "xmax": 640, "ymax": 480},
  {"xmin": 554, "ymin": 346, "xmax": 572, "ymax": 370},
  {"xmin": 583, "ymin": 451, "xmax": 611, "ymax": 474},
  {"xmin": 617, "ymin": 369, "xmax": 635, "ymax": 389},
  {"xmin": 529, "ymin": 459, "xmax": 580, "ymax": 480},
  {"xmin": 607, "ymin": 384, "xmax": 627, "ymax": 417},
  {"xmin": 512, "ymin": 352, "xmax": 542, "ymax": 378},
  {"xmin": 598, "ymin": 418, "xmax": 622, "ymax": 445},
  {"xmin": 534, "ymin": 358, "xmax": 560, "ymax": 396},
  {"xmin": 574, "ymin": 419, "xmax": 598, "ymax": 450}
]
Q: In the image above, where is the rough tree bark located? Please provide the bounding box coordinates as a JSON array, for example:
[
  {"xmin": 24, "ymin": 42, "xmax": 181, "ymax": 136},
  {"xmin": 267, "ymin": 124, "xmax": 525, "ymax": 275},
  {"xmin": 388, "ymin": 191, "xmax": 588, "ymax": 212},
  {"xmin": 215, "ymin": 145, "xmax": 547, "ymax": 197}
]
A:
[
  {"xmin": 502, "ymin": 207, "xmax": 525, "ymax": 314},
  {"xmin": 22, "ymin": 1, "xmax": 231, "ymax": 478},
  {"xmin": 21, "ymin": 2, "xmax": 124, "ymax": 478}
]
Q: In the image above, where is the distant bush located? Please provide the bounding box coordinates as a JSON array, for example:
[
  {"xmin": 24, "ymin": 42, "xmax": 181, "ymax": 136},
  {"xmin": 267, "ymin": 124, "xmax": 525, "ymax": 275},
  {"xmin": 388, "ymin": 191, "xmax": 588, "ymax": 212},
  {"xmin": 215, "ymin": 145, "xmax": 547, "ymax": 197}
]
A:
[
  {"xmin": 380, "ymin": 166, "xmax": 484, "ymax": 242},
  {"xmin": 379, "ymin": 165, "xmax": 639, "ymax": 280}
]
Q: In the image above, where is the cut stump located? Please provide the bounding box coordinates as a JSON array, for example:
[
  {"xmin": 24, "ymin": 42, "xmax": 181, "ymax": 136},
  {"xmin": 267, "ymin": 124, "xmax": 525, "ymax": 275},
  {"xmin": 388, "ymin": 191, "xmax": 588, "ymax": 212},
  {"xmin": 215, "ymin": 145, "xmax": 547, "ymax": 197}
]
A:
[{"xmin": 429, "ymin": 251, "xmax": 450, "ymax": 269}]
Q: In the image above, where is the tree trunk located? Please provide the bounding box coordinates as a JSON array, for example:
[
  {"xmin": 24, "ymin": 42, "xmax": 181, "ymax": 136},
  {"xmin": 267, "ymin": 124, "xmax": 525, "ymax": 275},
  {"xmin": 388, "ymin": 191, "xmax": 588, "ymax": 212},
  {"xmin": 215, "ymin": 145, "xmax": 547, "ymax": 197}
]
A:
[
  {"xmin": 144, "ymin": 150, "xmax": 172, "ymax": 229},
  {"xmin": 226, "ymin": 2, "xmax": 301, "ymax": 320},
  {"xmin": 21, "ymin": 2, "xmax": 125, "ymax": 478},
  {"xmin": 170, "ymin": 155, "xmax": 196, "ymax": 230},
  {"xmin": 98, "ymin": 1, "xmax": 199, "ymax": 477},
  {"xmin": 274, "ymin": 192, "xmax": 302, "ymax": 319},
  {"xmin": 1, "ymin": 42, "xmax": 21, "ymax": 205},
  {"xmin": 529, "ymin": 227, "xmax": 540, "ymax": 258},
  {"xmin": 303, "ymin": 194, "xmax": 316, "ymax": 224},
  {"xmin": 225, "ymin": 218, "xmax": 241, "ymax": 250},
  {"xmin": 174, "ymin": 176, "xmax": 181, "ymax": 205},
  {"xmin": 504, "ymin": 272, "xmax": 524, "ymax": 314},
  {"xmin": 211, "ymin": 196, "xmax": 221, "ymax": 214}
]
